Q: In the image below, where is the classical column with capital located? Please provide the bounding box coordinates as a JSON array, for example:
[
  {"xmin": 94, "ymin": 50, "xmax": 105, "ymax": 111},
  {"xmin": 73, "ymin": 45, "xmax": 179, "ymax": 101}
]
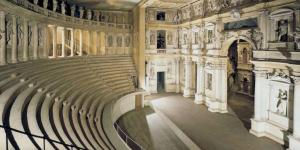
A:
[
  {"xmin": 175, "ymin": 58, "xmax": 180, "ymax": 93},
  {"xmin": 23, "ymin": 18, "xmax": 29, "ymax": 61},
  {"xmin": 183, "ymin": 58, "xmax": 193, "ymax": 97},
  {"xmin": 61, "ymin": 27, "xmax": 65, "ymax": 57},
  {"xmin": 0, "ymin": 11, "xmax": 6, "ymax": 65},
  {"xmin": 52, "ymin": 26, "xmax": 57, "ymax": 58},
  {"xmin": 33, "ymin": 22, "xmax": 39, "ymax": 59},
  {"xmin": 79, "ymin": 29, "xmax": 83, "ymax": 56},
  {"xmin": 42, "ymin": 24, "xmax": 48, "ymax": 58},
  {"xmin": 195, "ymin": 60, "xmax": 205, "ymax": 104},
  {"xmin": 250, "ymin": 70, "xmax": 270, "ymax": 136},
  {"xmin": 288, "ymin": 77, "xmax": 300, "ymax": 150},
  {"xmin": 70, "ymin": 29, "xmax": 74, "ymax": 57},
  {"xmin": 11, "ymin": 15, "xmax": 18, "ymax": 63}
]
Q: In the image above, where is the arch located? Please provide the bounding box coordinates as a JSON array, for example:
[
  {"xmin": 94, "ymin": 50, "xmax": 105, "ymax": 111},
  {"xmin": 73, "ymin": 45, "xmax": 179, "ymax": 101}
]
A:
[{"xmin": 221, "ymin": 35, "xmax": 257, "ymax": 57}]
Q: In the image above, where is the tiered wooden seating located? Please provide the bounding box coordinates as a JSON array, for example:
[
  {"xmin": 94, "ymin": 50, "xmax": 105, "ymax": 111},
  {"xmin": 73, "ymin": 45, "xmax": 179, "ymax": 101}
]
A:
[{"xmin": 0, "ymin": 55, "xmax": 136, "ymax": 149}]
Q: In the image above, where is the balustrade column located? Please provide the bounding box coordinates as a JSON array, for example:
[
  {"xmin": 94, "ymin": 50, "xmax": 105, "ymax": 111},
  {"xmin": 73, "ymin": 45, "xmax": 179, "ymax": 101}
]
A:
[
  {"xmin": 11, "ymin": 15, "xmax": 18, "ymax": 63},
  {"xmin": 183, "ymin": 58, "xmax": 193, "ymax": 97},
  {"xmin": 61, "ymin": 27, "xmax": 65, "ymax": 57},
  {"xmin": 23, "ymin": 18, "xmax": 29, "ymax": 61},
  {"xmin": 79, "ymin": 29, "xmax": 83, "ymax": 56},
  {"xmin": 0, "ymin": 11, "xmax": 6, "ymax": 65},
  {"xmin": 33, "ymin": 22, "xmax": 38, "ymax": 59},
  {"xmin": 52, "ymin": 25, "xmax": 57, "ymax": 58},
  {"xmin": 195, "ymin": 61, "xmax": 205, "ymax": 104},
  {"xmin": 70, "ymin": 29, "xmax": 74, "ymax": 57}
]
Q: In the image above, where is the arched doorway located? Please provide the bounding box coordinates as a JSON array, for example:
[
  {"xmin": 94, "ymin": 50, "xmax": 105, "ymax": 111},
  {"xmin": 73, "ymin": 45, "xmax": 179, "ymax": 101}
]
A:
[{"xmin": 227, "ymin": 39, "xmax": 255, "ymax": 130}]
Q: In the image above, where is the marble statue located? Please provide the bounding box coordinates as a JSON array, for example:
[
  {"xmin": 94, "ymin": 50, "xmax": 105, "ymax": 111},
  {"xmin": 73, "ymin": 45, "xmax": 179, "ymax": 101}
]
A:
[
  {"xmin": 277, "ymin": 20, "xmax": 288, "ymax": 42},
  {"xmin": 61, "ymin": 1, "xmax": 66, "ymax": 15},
  {"xmin": 53, "ymin": 0, "xmax": 57, "ymax": 12},
  {"xmin": 79, "ymin": 7, "xmax": 84, "ymax": 19},
  {"xmin": 71, "ymin": 5, "xmax": 76, "ymax": 17},
  {"xmin": 276, "ymin": 89, "xmax": 288, "ymax": 116}
]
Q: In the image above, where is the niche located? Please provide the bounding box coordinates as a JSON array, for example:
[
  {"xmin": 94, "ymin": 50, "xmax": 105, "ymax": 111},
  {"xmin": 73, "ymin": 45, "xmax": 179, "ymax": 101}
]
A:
[
  {"xmin": 157, "ymin": 30, "xmax": 166, "ymax": 49},
  {"xmin": 156, "ymin": 11, "xmax": 166, "ymax": 21}
]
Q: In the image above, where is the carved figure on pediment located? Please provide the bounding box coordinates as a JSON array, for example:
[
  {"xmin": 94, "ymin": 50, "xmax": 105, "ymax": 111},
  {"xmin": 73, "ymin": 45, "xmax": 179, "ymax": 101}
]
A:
[{"xmin": 276, "ymin": 89, "xmax": 288, "ymax": 116}]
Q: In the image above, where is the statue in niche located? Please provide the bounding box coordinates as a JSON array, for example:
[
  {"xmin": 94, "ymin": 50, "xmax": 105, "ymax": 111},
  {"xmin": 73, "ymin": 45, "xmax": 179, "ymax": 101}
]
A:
[
  {"xmin": 6, "ymin": 19, "xmax": 12, "ymax": 45},
  {"xmin": 117, "ymin": 36, "xmax": 122, "ymax": 47},
  {"xmin": 194, "ymin": 32, "xmax": 199, "ymax": 44},
  {"xmin": 276, "ymin": 20, "xmax": 288, "ymax": 42},
  {"xmin": 150, "ymin": 67, "xmax": 155, "ymax": 80},
  {"xmin": 17, "ymin": 23, "xmax": 23, "ymax": 46},
  {"xmin": 167, "ymin": 32, "xmax": 173, "ymax": 45},
  {"xmin": 38, "ymin": 28, "xmax": 42, "ymax": 46},
  {"xmin": 28, "ymin": 26, "xmax": 32, "ymax": 46},
  {"xmin": 107, "ymin": 35, "xmax": 113, "ymax": 47},
  {"xmin": 183, "ymin": 34, "xmax": 187, "ymax": 45},
  {"xmin": 125, "ymin": 36, "xmax": 131, "ymax": 47},
  {"xmin": 150, "ymin": 33, "xmax": 155, "ymax": 45},
  {"xmin": 207, "ymin": 73, "xmax": 212, "ymax": 90},
  {"xmin": 276, "ymin": 89, "xmax": 288, "ymax": 116}
]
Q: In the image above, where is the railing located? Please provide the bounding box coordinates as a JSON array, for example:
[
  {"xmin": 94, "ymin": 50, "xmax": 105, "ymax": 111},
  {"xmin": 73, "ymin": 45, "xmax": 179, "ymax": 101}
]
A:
[
  {"xmin": 0, "ymin": 125, "xmax": 85, "ymax": 150},
  {"xmin": 7, "ymin": 0, "xmax": 132, "ymax": 29},
  {"xmin": 114, "ymin": 123, "xmax": 144, "ymax": 150}
]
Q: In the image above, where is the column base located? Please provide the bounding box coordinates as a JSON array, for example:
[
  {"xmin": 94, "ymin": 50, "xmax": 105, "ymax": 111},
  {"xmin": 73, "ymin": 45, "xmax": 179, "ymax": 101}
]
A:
[
  {"xmin": 183, "ymin": 89, "xmax": 194, "ymax": 98},
  {"xmin": 194, "ymin": 93, "xmax": 204, "ymax": 104},
  {"xmin": 250, "ymin": 118, "xmax": 285, "ymax": 144},
  {"xmin": 11, "ymin": 59, "xmax": 18, "ymax": 63},
  {"xmin": 205, "ymin": 97, "xmax": 227, "ymax": 113},
  {"xmin": 0, "ymin": 61, "xmax": 7, "ymax": 65},
  {"xmin": 288, "ymin": 135, "xmax": 300, "ymax": 150}
]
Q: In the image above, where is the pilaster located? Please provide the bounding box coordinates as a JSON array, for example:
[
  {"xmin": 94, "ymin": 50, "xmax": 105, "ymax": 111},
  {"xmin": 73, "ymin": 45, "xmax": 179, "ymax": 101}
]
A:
[
  {"xmin": 0, "ymin": 11, "xmax": 6, "ymax": 65},
  {"xmin": 23, "ymin": 18, "xmax": 29, "ymax": 61},
  {"xmin": 11, "ymin": 15, "xmax": 18, "ymax": 63},
  {"xmin": 33, "ymin": 22, "xmax": 38, "ymax": 59},
  {"xmin": 195, "ymin": 60, "xmax": 205, "ymax": 104}
]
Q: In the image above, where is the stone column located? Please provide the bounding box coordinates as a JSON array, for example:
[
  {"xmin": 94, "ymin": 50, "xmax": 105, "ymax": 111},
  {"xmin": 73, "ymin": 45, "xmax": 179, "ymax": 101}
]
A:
[
  {"xmin": 250, "ymin": 70, "xmax": 269, "ymax": 136},
  {"xmin": 52, "ymin": 26, "xmax": 57, "ymax": 58},
  {"xmin": 61, "ymin": 27, "xmax": 65, "ymax": 57},
  {"xmin": 70, "ymin": 29, "xmax": 74, "ymax": 57},
  {"xmin": 43, "ymin": 0, "xmax": 48, "ymax": 9},
  {"xmin": 11, "ymin": 15, "xmax": 18, "ymax": 63},
  {"xmin": 42, "ymin": 24, "xmax": 48, "ymax": 58},
  {"xmin": 23, "ymin": 18, "xmax": 29, "ymax": 61},
  {"xmin": 175, "ymin": 58, "xmax": 180, "ymax": 93},
  {"xmin": 88, "ymin": 30, "xmax": 91, "ymax": 55},
  {"xmin": 33, "ymin": 22, "xmax": 38, "ymax": 59},
  {"xmin": 0, "ymin": 11, "xmax": 6, "ymax": 65},
  {"xmin": 79, "ymin": 29, "xmax": 83, "ymax": 56},
  {"xmin": 183, "ymin": 58, "xmax": 193, "ymax": 97},
  {"xmin": 288, "ymin": 77, "xmax": 300, "ymax": 150},
  {"xmin": 195, "ymin": 60, "xmax": 205, "ymax": 104}
]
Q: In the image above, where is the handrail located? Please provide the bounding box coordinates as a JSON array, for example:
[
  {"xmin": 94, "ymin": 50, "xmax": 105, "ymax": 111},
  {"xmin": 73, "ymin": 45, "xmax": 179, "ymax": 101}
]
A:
[
  {"xmin": 0, "ymin": 124, "xmax": 85, "ymax": 150},
  {"xmin": 113, "ymin": 122, "xmax": 145, "ymax": 150}
]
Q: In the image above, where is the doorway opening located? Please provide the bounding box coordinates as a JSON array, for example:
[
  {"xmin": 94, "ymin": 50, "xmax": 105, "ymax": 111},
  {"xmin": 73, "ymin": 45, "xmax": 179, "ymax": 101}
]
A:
[
  {"xmin": 157, "ymin": 72, "xmax": 165, "ymax": 93},
  {"xmin": 227, "ymin": 39, "xmax": 255, "ymax": 129}
]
